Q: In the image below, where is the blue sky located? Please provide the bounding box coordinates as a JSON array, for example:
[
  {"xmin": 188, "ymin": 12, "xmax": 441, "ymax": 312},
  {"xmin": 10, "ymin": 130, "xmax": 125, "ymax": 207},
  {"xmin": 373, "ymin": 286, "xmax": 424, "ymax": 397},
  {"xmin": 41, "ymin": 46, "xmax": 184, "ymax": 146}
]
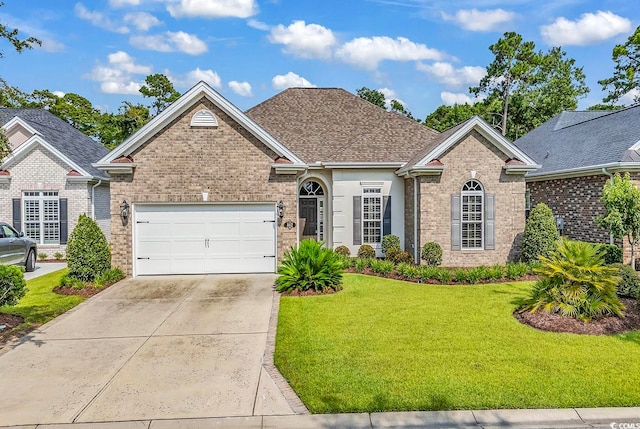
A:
[{"xmin": 1, "ymin": 0, "xmax": 638, "ymax": 120}]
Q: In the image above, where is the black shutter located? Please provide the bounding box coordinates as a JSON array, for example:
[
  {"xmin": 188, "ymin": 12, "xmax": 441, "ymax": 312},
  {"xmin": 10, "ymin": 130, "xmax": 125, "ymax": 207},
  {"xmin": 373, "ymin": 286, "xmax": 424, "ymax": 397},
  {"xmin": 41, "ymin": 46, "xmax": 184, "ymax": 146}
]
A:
[
  {"xmin": 485, "ymin": 194, "xmax": 495, "ymax": 250},
  {"xmin": 59, "ymin": 198, "xmax": 68, "ymax": 245},
  {"xmin": 12, "ymin": 198, "xmax": 21, "ymax": 232},
  {"xmin": 451, "ymin": 194, "xmax": 461, "ymax": 251},
  {"xmin": 353, "ymin": 196, "xmax": 362, "ymax": 245},
  {"xmin": 382, "ymin": 196, "xmax": 391, "ymax": 236}
]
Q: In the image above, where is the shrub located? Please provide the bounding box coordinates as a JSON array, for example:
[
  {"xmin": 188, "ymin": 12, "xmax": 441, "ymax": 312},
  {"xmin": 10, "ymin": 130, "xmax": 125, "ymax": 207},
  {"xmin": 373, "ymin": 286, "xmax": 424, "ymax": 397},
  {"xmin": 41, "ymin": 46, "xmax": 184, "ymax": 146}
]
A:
[
  {"xmin": 396, "ymin": 263, "xmax": 419, "ymax": 279},
  {"xmin": 522, "ymin": 239, "xmax": 624, "ymax": 322},
  {"xmin": 67, "ymin": 214, "xmax": 111, "ymax": 282},
  {"xmin": 0, "ymin": 265, "xmax": 26, "ymax": 306},
  {"xmin": 381, "ymin": 234, "xmax": 401, "ymax": 254},
  {"xmin": 434, "ymin": 267, "xmax": 452, "ymax": 284},
  {"xmin": 354, "ymin": 258, "xmax": 371, "ymax": 273},
  {"xmin": 336, "ymin": 254, "xmax": 353, "ymax": 269},
  {"xmin": 335, "ymin": 245, "xmax": 351, "ymax": 257},
  {"xmin": 370, "ymin": 259, "xmax": 394, "ymax": 275},
  {"xmin": 506, "ymin": 262, "xmax": 528, "ymax": 280},
  {"xmin": 276, "ymin": 239, "xmax": 343, "ymax": 294},
  {"xmin": 599, "ymin": 244, "xmax": 623, "ymax": 265},
  {"xmin": 421, "ymin": 242, "xmax": 443, "ymax": 266},
  {"xmin": 520, "ymin": 203, "xmax": 560, "ymax": 263},
  {"xmin": 53, "ymin": 252, "xmax": 64, "ymax": 260},
  {"xmin": 387, "ymin": 248, "xmax": 413, "ymax": 264},
  {"xmin": 418, "ymin": 265, "xmax": 439, "ymax": 281},
  {"xmin": 60, "ymin": 273, "xmax": 85, "ymax": 290},
  {"xmin": 611, "ymin": 263, "xmax": 640, "ymax": 299},
  {"xmin": 38, "ymin": 253, "xmax": 47, "ymax": 261},
  {"xmin": 454, "ymin": 268, "xmax": 468, "ymax": 283},
  {"xmin": 488, "ymin": 264, "xmax": 505, "ymax": 281},
  {"xmin": 385, "ymin": 247, "xmax": 400, "ymax": 262},
  {"xmin": 466, "ymin": 267, "xmax": 484, "ymax": 284},
  {"xmin": 95, "ymin": 268, "xmax": 125, "ymax": 288},
  {"xmin": 357, "ymin": 244, "xmax": 376, "ymax": 259}
]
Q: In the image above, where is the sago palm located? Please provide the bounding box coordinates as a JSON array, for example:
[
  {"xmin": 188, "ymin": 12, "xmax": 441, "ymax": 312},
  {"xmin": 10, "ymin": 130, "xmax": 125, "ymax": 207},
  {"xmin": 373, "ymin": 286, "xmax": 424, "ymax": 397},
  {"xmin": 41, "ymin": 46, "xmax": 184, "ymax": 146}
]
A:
[
  {"xmin": 522, "ymin": 238, "xmax": 624, "ymax": 322},
  {"xmin": 276, "ymin": 239, "xmax": 343, "ymax": 293}
]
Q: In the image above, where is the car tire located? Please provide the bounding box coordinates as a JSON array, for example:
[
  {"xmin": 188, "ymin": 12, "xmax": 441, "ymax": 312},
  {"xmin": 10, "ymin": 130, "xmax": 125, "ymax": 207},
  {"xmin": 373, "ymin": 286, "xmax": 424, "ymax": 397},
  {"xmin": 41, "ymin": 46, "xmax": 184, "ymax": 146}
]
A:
[{"xmin": 25, "ymin": 250, "xmax": 35, "ymax": 272}]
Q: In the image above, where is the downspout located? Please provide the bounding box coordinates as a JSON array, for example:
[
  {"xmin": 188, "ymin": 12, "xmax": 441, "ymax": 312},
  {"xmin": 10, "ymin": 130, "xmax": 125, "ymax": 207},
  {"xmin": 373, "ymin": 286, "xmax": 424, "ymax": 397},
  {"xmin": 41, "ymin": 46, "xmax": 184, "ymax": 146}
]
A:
[
  {"xmin": 601, "ymin": 167, "xmax": 614, "ymax": 245},
  {"xmin": 91, "ymin": 179, "xmax": 102, "ymax": 220},
  {"xmin": 413, "ymin": 176, "xmax": 419, "ymax": 264}
]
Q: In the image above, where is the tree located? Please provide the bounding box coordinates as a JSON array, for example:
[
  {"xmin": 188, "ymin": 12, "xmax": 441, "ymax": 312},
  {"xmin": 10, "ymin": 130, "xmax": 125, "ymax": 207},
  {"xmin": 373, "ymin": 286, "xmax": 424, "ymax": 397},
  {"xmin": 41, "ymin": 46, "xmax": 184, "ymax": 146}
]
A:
[
  {"xmin": 0, "ymin": 2, "xmax": 41, "ymax": 58},
  {"xmin": 67, "ymin": 214, "xmax": 111, "ymax": 282},
  {"xmin": 597, "ymin": 173, "xmax": 640, "ymax": 268},
  {"xmin": 599, "ymin": 26, "xmax": 640, "ymax": 104},
  {"xmin": 96, "ymin": 102, "xmax": 150, "ymax": 149},
  {"xmin": 356, "ymin": 86, "xmax": 419, "ymax": 121},
  {"xmin": 587, "ymin": 104, "xmax": 624, "ymax": 111},
  {"xmin": 139, "ymin": 74, "xmax": 180, "ymax": 116},
  {"xmin": 424, "ymin": 103, "xmax": 479, "ymax": 131},
  {"xmin": 471, "ymin": 32, "xmax": 588, "ymax": 139},
  {"xmin": 0, "ymin": 128, "xmax": 11, "ymax": 160}
]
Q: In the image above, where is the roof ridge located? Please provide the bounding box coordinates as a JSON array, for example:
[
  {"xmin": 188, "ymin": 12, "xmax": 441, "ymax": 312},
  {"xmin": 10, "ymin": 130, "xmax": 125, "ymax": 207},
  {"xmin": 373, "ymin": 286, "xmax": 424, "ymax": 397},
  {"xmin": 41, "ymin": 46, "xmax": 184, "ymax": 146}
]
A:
[{"xmin": 554, "ymin": 105, "xmax": 640, "ymax": 131}]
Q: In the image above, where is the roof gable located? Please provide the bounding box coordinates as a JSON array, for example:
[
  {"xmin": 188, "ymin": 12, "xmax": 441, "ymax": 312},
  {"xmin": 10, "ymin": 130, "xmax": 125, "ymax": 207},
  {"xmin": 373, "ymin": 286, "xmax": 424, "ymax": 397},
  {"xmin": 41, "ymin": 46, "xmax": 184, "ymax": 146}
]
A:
[
  {"xmin": 96, "ymin": 81, "xmax": 305, "ymax": 169},
  {"xmin": 0, "ymin": 108, "xmax": 109, "ymax": 179}
]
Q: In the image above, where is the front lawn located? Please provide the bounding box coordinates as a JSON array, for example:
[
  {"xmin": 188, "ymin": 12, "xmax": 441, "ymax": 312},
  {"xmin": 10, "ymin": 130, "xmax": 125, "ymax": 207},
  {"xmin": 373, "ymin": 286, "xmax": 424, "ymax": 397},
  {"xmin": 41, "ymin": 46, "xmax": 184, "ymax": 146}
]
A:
[
  {"xmin": 275, "ymin": 273, "xmax": 640, "ymax": 413},
  {"xmin": 0, "ymin": 269, "xmax": 84, "ymax": 329}
]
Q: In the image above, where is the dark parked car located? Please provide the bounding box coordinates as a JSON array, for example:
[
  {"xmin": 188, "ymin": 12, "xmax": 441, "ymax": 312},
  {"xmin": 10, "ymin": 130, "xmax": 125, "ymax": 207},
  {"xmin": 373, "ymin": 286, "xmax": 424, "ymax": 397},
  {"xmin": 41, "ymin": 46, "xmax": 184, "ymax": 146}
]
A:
[{"xmin": 0, "ymin": 222, "xmax": 37, "ymax": 272}]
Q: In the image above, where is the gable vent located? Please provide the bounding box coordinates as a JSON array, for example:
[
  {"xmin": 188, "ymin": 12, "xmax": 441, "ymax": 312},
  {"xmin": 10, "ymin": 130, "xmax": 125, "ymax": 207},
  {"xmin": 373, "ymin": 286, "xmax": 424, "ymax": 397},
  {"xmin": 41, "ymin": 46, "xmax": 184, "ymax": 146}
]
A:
[{"xmin": 190, "ymin": 109, "xmax": 219, "ymax": 128}]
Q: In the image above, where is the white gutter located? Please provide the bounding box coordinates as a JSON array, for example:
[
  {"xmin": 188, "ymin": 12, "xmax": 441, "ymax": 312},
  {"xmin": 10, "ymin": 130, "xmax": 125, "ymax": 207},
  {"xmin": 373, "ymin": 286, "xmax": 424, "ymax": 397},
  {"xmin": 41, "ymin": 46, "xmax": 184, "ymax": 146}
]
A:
[
  {"xmin": 413, "ymin": 176, "xmax": 418, "ymax": 264},
  {"xmin": 526, "ymin": 162, "xmax": 640, "ymax": 181},
  {"xmin": 91, "ymin": 179, "xmax": 102, "ymax": 220},
  {"xmin": 601, "ymin": 167, "xmax": 615, "ymax": 245}
]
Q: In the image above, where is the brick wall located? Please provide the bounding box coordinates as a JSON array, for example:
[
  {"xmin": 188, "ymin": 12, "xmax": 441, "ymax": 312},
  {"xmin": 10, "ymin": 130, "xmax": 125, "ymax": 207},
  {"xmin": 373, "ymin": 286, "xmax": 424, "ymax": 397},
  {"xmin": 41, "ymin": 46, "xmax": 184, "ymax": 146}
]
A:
[
  {"xmin": 404, "ymin": 177, "xmax": 415, "ymax": 259},
  {"xmin": 93, "ymin": 183, "xmax": 110, "ymax": 241},
  {"xmin": 527, "ymin": 175, "xmax": 610, "ymax": 243},
  {"xmin": 0, "ymin": 146, "xmax": 93, "ymax": 258},
  {"xmin": 417, "ymin": 130, "xmax": 526, "ymax": 267},
  {"xmin": 110, "ymin": 98, "xmax": 298, "ymax": 275}
]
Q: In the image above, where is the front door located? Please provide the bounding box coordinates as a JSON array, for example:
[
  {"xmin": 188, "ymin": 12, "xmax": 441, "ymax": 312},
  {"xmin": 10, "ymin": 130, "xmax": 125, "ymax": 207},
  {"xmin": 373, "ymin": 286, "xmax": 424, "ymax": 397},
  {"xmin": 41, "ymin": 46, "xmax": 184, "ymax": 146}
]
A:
[{"xmin": 300, "ymin": 198, "xmax": 318, "ymax": 240}]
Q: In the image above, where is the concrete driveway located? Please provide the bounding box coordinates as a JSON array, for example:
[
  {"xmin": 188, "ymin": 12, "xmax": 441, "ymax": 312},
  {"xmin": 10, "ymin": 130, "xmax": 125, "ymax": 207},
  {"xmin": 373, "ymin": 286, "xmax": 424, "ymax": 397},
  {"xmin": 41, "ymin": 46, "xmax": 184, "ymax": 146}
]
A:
[{"xmin": 0, "ymin": 274, "xmax": 295, "ymax": 426}]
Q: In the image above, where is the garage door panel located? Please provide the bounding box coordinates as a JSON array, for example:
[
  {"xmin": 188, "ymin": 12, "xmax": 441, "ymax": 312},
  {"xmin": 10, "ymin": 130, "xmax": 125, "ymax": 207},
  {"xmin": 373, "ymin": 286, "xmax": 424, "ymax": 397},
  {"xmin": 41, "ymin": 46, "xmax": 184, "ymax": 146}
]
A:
[{"xmin": 135, "ymin": 204, "xmax": 276, "ymax": 275}]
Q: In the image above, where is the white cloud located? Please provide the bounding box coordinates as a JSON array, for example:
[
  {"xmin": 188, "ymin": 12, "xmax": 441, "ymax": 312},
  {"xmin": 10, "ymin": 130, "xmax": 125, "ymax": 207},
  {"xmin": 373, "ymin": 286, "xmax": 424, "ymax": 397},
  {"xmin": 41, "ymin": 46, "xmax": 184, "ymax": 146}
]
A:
[
  {"xmin": 52, "ymin": 91, "xmax": 66, "ymax": 98},
  {"xmin": 268, "ymin": 20, "xmax": 336, "ymax": 59},
  {"xmin": 229, "ymin": 81, "xmax": 253, "ymax": 97},
  {"xmin": 540, "ymin": 11, "xmax": 632, "ymax": 46},
  {"xmin": 170, "ymin": 68, "xmax": 222, "ymax": 88},
  {"xmin": 75, "ymin": 3, "xmax": 129, "ymax": 34},
  {"xmin": 620, "ymin": 88, "xmax": 640, "ymax": 106},
  {"xmin": 86, "ymin": 51, "xmax": 151, "ymax": 94},
  {"xmin": 247, "ymin": 19, "xmax": 269, "ymax": 31},
  {"xmin": 377, "ymin": 87, "xmax": 407, "ymax": 109},
  {"xmin": 336, "ymin": 36, "xmax": 446, "ymax": 70},
  {"xmin": 272, "ymin": 72, "xmax": 315, "ymax": 90},
  {"xmin": 416, "ymin": 62, "xmax": 485, "ymax": 87},
  {"xmin": 442, "ymin": 8, "xmax": 516, "ymax": 32},
  {"xmin": 167, "ymin": 0, "xmax": 257, "ymax": 19},
  {"xmin": 440, "ymin": 91, "xmax": 483, "ymax": 105},
  {"xmin": 123, "ymin": 12, "xmax": 161, "ymax": 32},
  {"xmin": 130, "ymin": 31, "xmax": 208, "ymax": 55},
  {"xmin": 109, "ymin": 0, "xmax": 141, "ymax": 6},
  {"xmin": 40, "ymin": 38, "xmax": 65, "ymax": 53}
]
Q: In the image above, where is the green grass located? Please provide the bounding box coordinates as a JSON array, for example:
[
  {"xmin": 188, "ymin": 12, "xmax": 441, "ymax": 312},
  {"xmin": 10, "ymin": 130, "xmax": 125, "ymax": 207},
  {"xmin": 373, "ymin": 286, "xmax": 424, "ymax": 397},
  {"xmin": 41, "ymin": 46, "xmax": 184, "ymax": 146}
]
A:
[
  {"xmin": 0, "ymin": 269, "xmax": 84, "ymax": 328},
  {"xmin": 275, "ymin": 273, "xmax": 640, "ymax": 413}
]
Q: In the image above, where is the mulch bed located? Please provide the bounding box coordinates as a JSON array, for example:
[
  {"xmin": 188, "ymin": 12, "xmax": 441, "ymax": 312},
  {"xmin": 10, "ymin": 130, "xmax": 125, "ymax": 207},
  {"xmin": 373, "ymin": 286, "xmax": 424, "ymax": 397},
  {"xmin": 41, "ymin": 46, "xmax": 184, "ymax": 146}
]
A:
[
  {"xmin": 53, "ymin": 285, "xmax": 105, "ymax": 298},
  {"xmin": 515, "ymin": 298, "xmax": 640, "ymax": 335},
  {"xmin": 281, "ymin": 288, "xmax": 340, "ymax": 296}
]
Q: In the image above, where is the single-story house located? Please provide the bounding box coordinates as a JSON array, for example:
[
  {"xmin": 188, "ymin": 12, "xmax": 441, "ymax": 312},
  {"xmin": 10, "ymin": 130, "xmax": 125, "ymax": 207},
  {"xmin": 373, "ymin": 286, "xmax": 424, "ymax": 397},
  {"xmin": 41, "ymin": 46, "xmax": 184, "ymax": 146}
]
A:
[
  {"xmin": 0, "ymin": 109, "xmax": 110, "ymax": 257},
  {"xmin": 514, "ymin": 105, "xmax": 640, "ymax": 262},
  {"xmin": 95, "ymin": 82, "xmax": 539, "ymax": 276}
]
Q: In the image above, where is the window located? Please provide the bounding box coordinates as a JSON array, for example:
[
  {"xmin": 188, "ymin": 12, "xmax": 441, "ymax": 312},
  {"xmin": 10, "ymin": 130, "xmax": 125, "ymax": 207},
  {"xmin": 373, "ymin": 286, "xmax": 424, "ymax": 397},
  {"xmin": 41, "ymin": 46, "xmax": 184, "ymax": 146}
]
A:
[
  {"xmin": 362, "ymin": 187, "xmax": 382, "ymax": 244},
  {"xmin": 23, "ymin": 191, "xmax": 59, "ymax": 244},
  {"xmin": 525, "ymin": 189, "xmax": 531, "ymax": 218},
  {"xmin": 461, "ymin": 180, "xmax": 483, "ymax": 249}
]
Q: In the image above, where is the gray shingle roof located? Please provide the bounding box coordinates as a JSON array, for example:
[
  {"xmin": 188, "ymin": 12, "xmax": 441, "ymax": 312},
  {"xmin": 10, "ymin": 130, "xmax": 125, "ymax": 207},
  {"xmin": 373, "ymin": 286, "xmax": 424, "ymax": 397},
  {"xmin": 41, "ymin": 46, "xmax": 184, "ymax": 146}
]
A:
[
  {"xmin": 246, "ymin": 88, "xmax": 440, "ymax": 163},
  {"xmin": 0, "ymin": 108, "xmax": 109, "ymax": 179},
  {"xmin": 514, "ymin": 106, "xmax": 640, "ymax": 177}
]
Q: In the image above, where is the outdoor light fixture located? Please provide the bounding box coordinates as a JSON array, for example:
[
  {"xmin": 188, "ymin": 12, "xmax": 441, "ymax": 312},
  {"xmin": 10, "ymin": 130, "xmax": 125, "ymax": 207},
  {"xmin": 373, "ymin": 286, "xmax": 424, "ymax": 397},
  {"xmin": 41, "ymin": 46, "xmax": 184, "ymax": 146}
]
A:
[
  {"xmin": 277, "ymin": 200, "xmax": 285, "ymax": 218},
  {"xmin": 120, "ymin": 200, "xmax": 130, "ymax": 226},
  {"xmin": 554, "ymin": 215, "xmax": 565, "ymax": 234}
]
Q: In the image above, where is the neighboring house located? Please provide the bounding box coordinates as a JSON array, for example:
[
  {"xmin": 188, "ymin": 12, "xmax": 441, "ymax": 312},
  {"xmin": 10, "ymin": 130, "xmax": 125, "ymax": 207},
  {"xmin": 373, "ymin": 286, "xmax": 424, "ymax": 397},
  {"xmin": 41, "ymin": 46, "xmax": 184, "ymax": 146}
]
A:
[
  {"xmin": 0, "ymin": 109, "xmax": 110, "ymax": 258},
  {"xmin": 514, "ymin": 106, "xmax": 640, "ymax": 262},
  {"xmin": 95, "ymin": 82, "xmax": 538, "ymax": 276}
]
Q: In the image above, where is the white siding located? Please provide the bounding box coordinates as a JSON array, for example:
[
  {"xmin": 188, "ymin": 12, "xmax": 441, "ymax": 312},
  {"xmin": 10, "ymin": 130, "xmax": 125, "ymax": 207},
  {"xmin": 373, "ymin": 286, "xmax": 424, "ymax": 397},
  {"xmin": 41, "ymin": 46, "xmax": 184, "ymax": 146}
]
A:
[
  {"xmin": 331, "ymin": 169, "xmax": 405, "ymax": 257},
  {"xmin": 93, "ymin": 183, "xmax": 111, "ymax": 240}
]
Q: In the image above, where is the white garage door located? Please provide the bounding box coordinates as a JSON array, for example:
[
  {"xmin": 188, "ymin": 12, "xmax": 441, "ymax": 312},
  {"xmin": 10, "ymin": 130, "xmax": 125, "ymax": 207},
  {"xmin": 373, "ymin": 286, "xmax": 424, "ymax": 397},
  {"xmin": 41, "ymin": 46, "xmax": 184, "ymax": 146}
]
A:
[{"xmin": 134, "ymin": 204, "xmax": 277, "ymax": 275}]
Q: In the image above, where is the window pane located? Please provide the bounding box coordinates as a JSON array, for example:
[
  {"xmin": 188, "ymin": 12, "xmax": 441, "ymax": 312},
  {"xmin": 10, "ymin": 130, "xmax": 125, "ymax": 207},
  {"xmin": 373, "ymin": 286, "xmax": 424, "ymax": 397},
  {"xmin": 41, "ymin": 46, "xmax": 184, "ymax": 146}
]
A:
[
  {"xmin": 362, "ymin": 188, "xmax": 382, "ymax": 244},
  {"xmin": 25, "ymin": 223, "xmax": 40, "ymax": 242},
  {"xmin": 24, "ymin": 200, "xmax": 40, "ymax": 222},
  {"xmin": 43, "ymin": 222, "xmax": 59, "ymax": 244}
]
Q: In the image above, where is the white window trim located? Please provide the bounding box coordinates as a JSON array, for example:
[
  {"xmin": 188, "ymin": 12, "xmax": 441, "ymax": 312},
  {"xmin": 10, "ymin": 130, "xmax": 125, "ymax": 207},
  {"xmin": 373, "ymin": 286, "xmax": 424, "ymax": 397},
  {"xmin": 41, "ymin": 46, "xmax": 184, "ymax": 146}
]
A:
[
  {"xmin": 461, "ymin": 181, "xmax": 484, "ymax": 251},
  {"xmin": 23, "ymin": 191, "xmax": 60, "ymax": 245},
  {"xmin": 362, "ymin": 186, "xmax": 383, "ymax": 246}
]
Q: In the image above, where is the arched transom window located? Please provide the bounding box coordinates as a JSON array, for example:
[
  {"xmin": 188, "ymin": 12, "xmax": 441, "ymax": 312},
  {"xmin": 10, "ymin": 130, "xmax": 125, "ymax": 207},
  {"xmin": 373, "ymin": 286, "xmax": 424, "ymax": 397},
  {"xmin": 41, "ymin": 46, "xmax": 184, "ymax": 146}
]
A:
[
  {"xmin": 461, "ymin": 180, "xmax": 483, "ymax": 249},
  {"xmin": 300, "ymin": 181, "xmax": 324, "ymax": 196}
]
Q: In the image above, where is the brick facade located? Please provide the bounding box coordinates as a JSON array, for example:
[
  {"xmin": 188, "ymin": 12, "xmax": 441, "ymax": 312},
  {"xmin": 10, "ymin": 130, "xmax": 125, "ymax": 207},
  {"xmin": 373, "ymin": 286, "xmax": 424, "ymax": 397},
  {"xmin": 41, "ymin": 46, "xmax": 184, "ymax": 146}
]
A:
[
  {"xmin": 110, "ymin": 98, "xmax": 298, "ymax": 275},
  {"xmin": 417, "ymin": 130, "xmax": 526, "ymax": 267},
  {"xmin": 404, "ymin": 177, "xmax": 415, "ymax": 259},
  {"xmin": 0, "ymin": 145, "xmax": 108, "ymax": 258}
]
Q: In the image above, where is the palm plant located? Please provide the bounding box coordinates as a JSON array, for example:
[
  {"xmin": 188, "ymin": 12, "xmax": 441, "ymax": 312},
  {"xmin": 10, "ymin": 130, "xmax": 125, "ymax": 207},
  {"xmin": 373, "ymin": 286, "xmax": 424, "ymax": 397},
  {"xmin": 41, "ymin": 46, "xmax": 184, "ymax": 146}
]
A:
[
  {"xmin": 276, "ymin": 239, "xmax": 343, "ymax": 294},
  {"xmin": 522, "ymin": 238, "xmax": 624, "ymax": 322}
]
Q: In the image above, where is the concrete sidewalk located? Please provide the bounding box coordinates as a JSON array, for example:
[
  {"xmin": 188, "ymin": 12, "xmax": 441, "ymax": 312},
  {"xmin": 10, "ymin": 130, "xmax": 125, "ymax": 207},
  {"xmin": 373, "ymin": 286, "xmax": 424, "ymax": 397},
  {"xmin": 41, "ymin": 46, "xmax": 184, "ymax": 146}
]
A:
[
  {"xmin": 2, "ymin": 407, "xmax": 639, "ymax": 428},
  {"xmin": 24, "ymin": 262, "xmax": 67, "ymax": 280}
]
